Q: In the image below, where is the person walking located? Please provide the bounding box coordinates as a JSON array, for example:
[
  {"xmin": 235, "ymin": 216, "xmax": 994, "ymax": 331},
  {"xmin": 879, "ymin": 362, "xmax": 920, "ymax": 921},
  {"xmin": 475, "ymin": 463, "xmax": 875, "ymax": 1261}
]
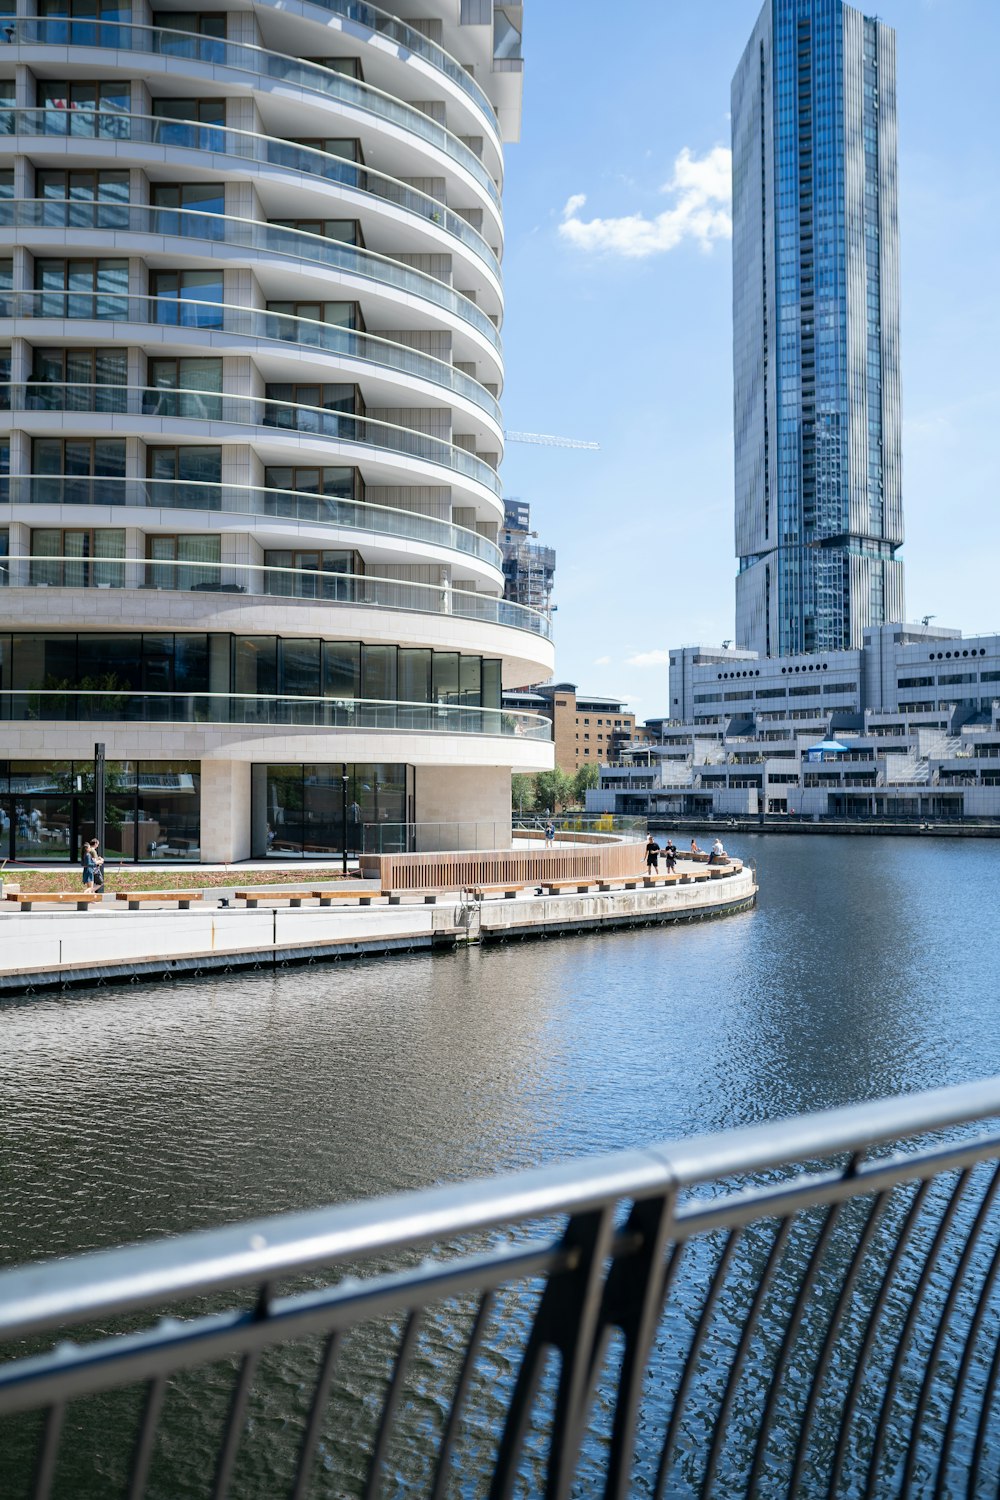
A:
[
  {"xmin": 644, "ymin": 834, "xmax": 660, "ymax": 874},
  {"xmin": 91, "ymin": 837, "xmax": 105, "ymax": 893},
  {"xmin": 664, "ymin": 840, "xmax": 677, "ymax": 874},
  {"xmin": 544, "ymin": 821, "xmax": 555, "ymax": 844},
  {"xmin": 81, "ymin": 841, "xmax": 96, "ymax": 891}
]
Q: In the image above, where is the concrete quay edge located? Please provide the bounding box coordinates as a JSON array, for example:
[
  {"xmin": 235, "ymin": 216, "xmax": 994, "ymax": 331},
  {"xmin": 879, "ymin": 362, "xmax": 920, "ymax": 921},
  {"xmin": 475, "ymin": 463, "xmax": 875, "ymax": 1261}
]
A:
[{"xmin": 0, "ymin": 870, "xmax": 758, "ymax": 998}]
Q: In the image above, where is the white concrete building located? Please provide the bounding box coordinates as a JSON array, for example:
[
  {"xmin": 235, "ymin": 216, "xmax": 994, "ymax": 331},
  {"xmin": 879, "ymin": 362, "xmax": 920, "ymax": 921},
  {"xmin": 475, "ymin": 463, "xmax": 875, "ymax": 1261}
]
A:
[
  {"xmin": 0, "ymin": 0, "xmax": 553, "ymax": 863},
  {"xmin": 590, "ymin": 623, "xmax": 1000, "ymax": 822}
]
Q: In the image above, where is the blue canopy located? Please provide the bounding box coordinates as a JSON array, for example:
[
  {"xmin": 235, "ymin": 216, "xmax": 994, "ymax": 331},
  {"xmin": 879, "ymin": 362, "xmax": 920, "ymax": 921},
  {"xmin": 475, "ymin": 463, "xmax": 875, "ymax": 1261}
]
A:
[{"xmin": 806, "ymin": 739, "xmax": 850, "ymax": 755}]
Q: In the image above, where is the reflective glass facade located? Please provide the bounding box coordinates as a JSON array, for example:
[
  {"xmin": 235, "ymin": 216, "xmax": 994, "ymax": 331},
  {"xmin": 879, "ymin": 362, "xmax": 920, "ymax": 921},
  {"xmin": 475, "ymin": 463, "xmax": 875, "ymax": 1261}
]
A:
[{"xmin": 732, "ymin": 0, "xmax": 904, "ymax": 657}]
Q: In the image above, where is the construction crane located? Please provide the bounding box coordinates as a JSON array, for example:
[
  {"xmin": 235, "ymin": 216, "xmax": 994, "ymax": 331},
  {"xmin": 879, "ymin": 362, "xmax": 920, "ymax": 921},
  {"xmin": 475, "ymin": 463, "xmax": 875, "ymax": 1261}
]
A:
[{"xmin": 505, "ymin": 430, "xmax": 600, "ymax": 450}]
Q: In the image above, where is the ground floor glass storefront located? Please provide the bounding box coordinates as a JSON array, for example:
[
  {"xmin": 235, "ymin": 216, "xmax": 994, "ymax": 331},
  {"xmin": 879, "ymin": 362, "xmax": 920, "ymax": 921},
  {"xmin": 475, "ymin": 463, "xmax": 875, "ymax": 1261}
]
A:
[
  {"xmin": 251, "ymin": 764, "xmax": 411, "ymax": 858},
  {"xmin": 0, "ymin": 761, "xmax": 201, "ymax": 862}
]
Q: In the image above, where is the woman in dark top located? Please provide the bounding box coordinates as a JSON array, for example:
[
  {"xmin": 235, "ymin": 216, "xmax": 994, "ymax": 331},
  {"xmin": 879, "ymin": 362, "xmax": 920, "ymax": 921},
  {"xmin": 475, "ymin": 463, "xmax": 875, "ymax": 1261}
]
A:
[{"xmin": 81, "ymin": 842, "xmax": 96, "ymax": 889}]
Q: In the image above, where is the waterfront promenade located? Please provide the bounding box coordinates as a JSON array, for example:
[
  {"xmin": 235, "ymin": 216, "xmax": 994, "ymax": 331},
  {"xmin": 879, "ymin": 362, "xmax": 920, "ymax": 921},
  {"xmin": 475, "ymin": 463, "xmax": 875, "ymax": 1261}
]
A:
[{"xmin": 0, "ymin": 853, "xmax": 755, "ymax": 995}]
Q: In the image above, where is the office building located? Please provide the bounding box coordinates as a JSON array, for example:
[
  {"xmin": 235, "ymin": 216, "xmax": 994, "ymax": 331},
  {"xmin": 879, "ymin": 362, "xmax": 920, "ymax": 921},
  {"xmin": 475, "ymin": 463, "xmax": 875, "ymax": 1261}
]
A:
[
  {"xmin": 0, "ymin": 0, "xmax": 554, "ymax": 863},
  {"xmin": 590, "ymin": 625, "xmax": 1000, "ymax": 821},
  {"xmin": 732, "ymin": 0, "xmax": 904, "ymax": 656},
  {"xmin": 503, "ymin": 683, "xmax": 634, "ymax": 773}
]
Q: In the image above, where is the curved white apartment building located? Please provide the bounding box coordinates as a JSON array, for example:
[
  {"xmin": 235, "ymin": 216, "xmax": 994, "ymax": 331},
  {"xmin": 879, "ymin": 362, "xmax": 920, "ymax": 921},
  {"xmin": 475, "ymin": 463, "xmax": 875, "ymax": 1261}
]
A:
[{"xmin": 0, "ymin": 0, "xmax": 552, "ymax": 863}]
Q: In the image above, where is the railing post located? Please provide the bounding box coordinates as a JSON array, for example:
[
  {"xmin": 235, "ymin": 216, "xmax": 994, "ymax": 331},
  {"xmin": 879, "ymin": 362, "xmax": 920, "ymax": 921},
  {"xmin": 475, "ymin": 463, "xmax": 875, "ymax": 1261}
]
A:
[{"xmin": 489, "ymin": 1205, "xmax": 618, "ymax": 1500}]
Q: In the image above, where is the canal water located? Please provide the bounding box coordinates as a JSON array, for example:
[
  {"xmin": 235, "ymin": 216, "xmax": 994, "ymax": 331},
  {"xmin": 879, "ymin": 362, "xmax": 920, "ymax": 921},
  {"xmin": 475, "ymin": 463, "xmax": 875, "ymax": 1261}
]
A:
[{"xmin": 1, "ymin": 834, "xmax": 998, "ymax": 1494}]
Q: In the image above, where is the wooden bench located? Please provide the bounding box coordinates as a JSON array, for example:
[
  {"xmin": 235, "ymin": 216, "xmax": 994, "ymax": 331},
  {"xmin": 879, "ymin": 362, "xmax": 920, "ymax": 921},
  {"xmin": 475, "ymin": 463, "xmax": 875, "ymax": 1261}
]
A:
[
  {"xmin": 235, "ymin": 889, "xmax": 317, "ymax": 909},
  {"xmin": 537, "ymin": 878, "xmax": 603, "ymax": 895},
  {"xmin": 5, "ymin": 891, "xmax": 101, "ymax": 912},
  {"xmin": 311, "ymin": 888, "xmax": 378, "ymax": 907},
  {"xmin": 467, "ymin": 883, "xmax": 524, "ymax": 901},
  {"xmin": 383, "ymin": 888, "xmax": 444, "ymax": 905},
  {"xmin": 115, "ymin": 891, "xmax": 203, "ymax": 910}
]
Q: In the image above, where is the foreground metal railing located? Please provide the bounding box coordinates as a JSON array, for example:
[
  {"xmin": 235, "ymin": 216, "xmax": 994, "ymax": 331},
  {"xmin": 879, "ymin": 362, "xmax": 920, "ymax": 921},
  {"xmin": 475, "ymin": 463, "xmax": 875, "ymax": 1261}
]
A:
[{"xmin": 4, "ymin": 1079, "xmax": 1000, "ymax": 1496}]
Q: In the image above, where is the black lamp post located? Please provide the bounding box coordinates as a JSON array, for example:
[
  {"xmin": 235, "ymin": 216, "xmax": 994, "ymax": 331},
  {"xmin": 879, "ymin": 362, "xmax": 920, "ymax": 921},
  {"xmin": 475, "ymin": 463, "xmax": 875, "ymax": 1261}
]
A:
[
  {"xmin": 93, "ymin": 742, "xmax": 106, "ymax": 857},
  {"xmin": 341, "ymin": 763, "xmax": 349, "ymax": 876}
]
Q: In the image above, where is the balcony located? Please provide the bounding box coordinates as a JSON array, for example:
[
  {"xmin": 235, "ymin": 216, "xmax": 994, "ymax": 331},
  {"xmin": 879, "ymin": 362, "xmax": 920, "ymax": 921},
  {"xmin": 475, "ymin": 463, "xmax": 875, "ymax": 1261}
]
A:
[
  {"xmin": 8, "ymin": 383, "xmax": 502, "ymax": 499},
  {"xmin": 0, "ymin": 554, "xmax": 553, "ymax": 639},
  {"xmin": 3, "ymin": 108, "xmax": 500, "ymax": 282},
  {"xmin": 2, "ymin": 475, "xmax": 502, "ymax": 569},
  {"xmin": 0, "ymin": 200, "xmax": 502, "ymax": 353}
]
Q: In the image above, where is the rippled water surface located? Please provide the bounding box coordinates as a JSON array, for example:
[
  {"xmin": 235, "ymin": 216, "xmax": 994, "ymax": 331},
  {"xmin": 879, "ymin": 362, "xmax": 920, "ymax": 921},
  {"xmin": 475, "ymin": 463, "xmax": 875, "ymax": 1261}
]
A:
[{"xmin": 2, "ymin": 834, "xmax": 999, "ymax": 1494}]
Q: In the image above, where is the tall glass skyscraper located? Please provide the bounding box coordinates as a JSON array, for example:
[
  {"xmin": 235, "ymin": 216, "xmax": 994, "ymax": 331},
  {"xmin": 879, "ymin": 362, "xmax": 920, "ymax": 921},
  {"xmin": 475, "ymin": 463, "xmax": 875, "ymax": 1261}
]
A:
[{"xmin": 732, "ymin": 0, "xmax": 904, "ymax": 657}]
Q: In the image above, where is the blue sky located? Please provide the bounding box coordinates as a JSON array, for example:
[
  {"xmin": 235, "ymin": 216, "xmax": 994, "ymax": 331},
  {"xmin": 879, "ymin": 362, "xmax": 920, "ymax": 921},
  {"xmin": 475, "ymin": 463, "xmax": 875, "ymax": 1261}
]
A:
[{"xmin": 497, "ymin": 0, "xmax": 1000, "ymax": 721}]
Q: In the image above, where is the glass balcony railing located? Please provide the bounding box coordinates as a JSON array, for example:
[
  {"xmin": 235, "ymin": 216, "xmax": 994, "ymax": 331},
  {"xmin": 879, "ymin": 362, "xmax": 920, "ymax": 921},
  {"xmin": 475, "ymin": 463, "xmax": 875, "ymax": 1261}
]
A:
[
  {"xmin": 0, "ymin": 556, "xmax": 554, "ymax": 639},
  {"xmin": 3, "ymin": 475, "xmax": 503, "ymax": 569},
  {"xmin": 7, "ymin": 384, "xmax": 502, "ymax": 497},
  {"xmin": 12, "ymin": 19, "xmax": 502, "ymax": 209},
  {"xmin": 0, "ymin": 690, "xmax": 551, "ymax": 737},
  {"xmin": 3, "ymin": 108, "xmax": 500, "ymax": 281},
  {"xmin": 8, "ymin": 290, "xmax": 502, "ymax": 426},
  {"xmin": 0, "ymin": 200, "xmax": 502, "ymax": 352}
]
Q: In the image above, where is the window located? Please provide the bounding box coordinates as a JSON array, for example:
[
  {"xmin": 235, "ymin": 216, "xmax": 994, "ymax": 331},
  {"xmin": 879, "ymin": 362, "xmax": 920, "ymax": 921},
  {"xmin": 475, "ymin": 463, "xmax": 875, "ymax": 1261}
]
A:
[
  {"xmin": 38, "ymin": 80, "xmax": 131, "ymax": 139},
  {"xmin": 36, "ymin": 0, "xmax": 131, "ymax": 47},
  {"xmin": 305, "ymin": 56, "xmax": 363, "ymax": 80},
  {"xmin": 270, "ymin": 217, "xmax": 362, "ymax": 246},
  {"xmin": 30, "ymin": 528, "xmax": 124, "ymax": 587},
  {"xmin": 146, "ymin": 447, "xmax": 222, "ymax": 510},
  {"xmin": 146, "ymin": 357, "xmax": 223, "ymax": 418},
  {"xmin": 29, "ymin": 347, "xmax": 127, "ymax": 412},
  {"xmin": 265, "ymin": 300, "xmax": 363, "ymax": 334},
  {"xmin": 150, "ymin": 181, "xmax": 225, "ymax": 235},
  {"xmin": 145, "ymin": 534, "xmax": 220, "ymax": 592},
  {"xmin": 152, "ymin": 11, "xmax": 226, "ymax": 62},
  {"xmin": 264, "ymin": 548, "xmax": 361, "ymax": 601},
  {"xmin": 264, "ymin": 383, "xmax": 361, "ymax": 432},
  {"xmin": 35, "ymin": 257, "xmax": 128, "ymax": 318},
  {"xmin": 36, "ymin": 169, "xmax": 129, "ymax": 228},
  {"xmin": 32, "ymin": 438, "xmax": 125, "ymax": 503},
  {"xmin": 150, "ymin": 268, "xmax": 224, "ymax": 327},
  {"xmin": 151, "ymin": 96, "xmax": 225, "ymax": 150}
]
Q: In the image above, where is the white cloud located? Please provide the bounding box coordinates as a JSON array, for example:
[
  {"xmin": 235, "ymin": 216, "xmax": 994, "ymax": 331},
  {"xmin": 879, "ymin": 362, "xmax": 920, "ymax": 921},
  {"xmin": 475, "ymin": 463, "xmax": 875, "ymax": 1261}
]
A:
[
  {"xmin": 626, "ymin": 649, "xmax": 671, "ymax": 668},
  {"xmin": 559, "ymin": 146, "xmax": 732, "ymax": 259},
  {"xmin": 593, "ymin": 654, "xmax": 611, "ymax": 666}
]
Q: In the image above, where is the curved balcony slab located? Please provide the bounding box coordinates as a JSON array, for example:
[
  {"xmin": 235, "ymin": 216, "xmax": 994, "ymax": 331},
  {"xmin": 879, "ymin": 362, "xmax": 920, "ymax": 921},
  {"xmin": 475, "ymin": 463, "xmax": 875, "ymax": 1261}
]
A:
[
  {"xmin": 5, "ymin": 109, "xmax": 502, "ymax": 294},
  {"xmin": 3, "ymin": 292, "xmax": 502, "ymax": 433},
  {"xmin": 0, "ymin": 201, "xmax": 503, "ymax": 361},
  {"xmin": 2, "ymin": 475, "xmax": 504, "ymax": 574},
  {"xmin": 5, "ymin": 384, "xmax": 503, "ymax": 505},
  {"xmin": 8, "ymin": 19, "xmax": 503, "ymax": 212},
  {"xmin": 0, "ymin": 585, "xmax": 556, "ymax": 684}
]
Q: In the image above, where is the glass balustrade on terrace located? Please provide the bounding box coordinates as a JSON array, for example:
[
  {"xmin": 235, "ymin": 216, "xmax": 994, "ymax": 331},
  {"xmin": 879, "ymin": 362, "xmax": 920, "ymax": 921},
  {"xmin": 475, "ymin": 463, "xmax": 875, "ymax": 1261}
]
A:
[
  {"xmin": 0, "ymin": 201, "xmax": 502, "ymax": 352},
  {"xmin": 0, "ymin": 690, "xmax": 551, "ymax": 736},
  {"xmin": 0, "ymin": 556, "xmax": 553, "ymax": 638},
  {"xmin": 11, "ymin": 19, "xmax": 502, "ymax": 209},
  {"xmin": 1, "ymin": 109, "xmax": 500, "ymax": 280},
  {"xmin": 1, "ymin": 475, "xmax": 502, "ymax": 569},
  {"xmin": 3, "ymin": 292, "xmax": 500, "ymax": 424},
  {"xmin": 8, "ymin": 384, "xmax": 502, "ymax": 497}
]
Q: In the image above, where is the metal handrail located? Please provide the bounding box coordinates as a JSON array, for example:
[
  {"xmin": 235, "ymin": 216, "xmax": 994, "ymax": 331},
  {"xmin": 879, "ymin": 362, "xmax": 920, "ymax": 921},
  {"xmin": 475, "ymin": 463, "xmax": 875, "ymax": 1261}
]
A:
[
  {"xmin": 0, "ymin": 475, "xmax": 504, "ymax": 569},
  {"xmin": 2, "ymin": 1078, "xmax": 1000, "ymax": 1495},
  {"xmin": 0, "ymin": 689, "xmax": 551, "ymax": 737},
  {"xmin": 0, "ymin": 107, "xmax": 501, "ymax": 280},
  {"xmin": 5, "ymin": 289, "xmax": 502, "ymax": 425},
  {"xmin": 9, "ymin": 18, "xmax": 502, "ymax": 206},
  {"xmin": 0, "ymin": 200, "xmax": 503, "ymax": 353},
  {"xmin": 5, "ymin": 383, "xmax": 502, "ymax": 497},
  {"xmin": 0, "ymin": 555, "xmax": 554, "ymax": 639}
]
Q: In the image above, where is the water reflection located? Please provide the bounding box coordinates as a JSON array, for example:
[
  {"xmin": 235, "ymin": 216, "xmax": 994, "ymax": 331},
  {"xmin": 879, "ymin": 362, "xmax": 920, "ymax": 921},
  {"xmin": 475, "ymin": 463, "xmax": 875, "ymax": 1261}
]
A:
[{"xmin": 2, "ymin": 837, "xmax": 1000, "ymax": 1494}]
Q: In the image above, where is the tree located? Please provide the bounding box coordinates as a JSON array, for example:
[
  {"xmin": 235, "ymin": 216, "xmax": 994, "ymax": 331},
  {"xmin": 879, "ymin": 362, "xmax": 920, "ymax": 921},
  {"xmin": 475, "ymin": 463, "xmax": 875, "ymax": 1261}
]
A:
[
  {"xmin": 572, "ymin": 762, "xmax": 600, "ymax": 805},
  {"xmin": 511, "ymin": 773, "xmax": 536, "ymax": 817},
  {"xmin": 534, "ymin": 767, "xmax": 573, "ymax": 814}
]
